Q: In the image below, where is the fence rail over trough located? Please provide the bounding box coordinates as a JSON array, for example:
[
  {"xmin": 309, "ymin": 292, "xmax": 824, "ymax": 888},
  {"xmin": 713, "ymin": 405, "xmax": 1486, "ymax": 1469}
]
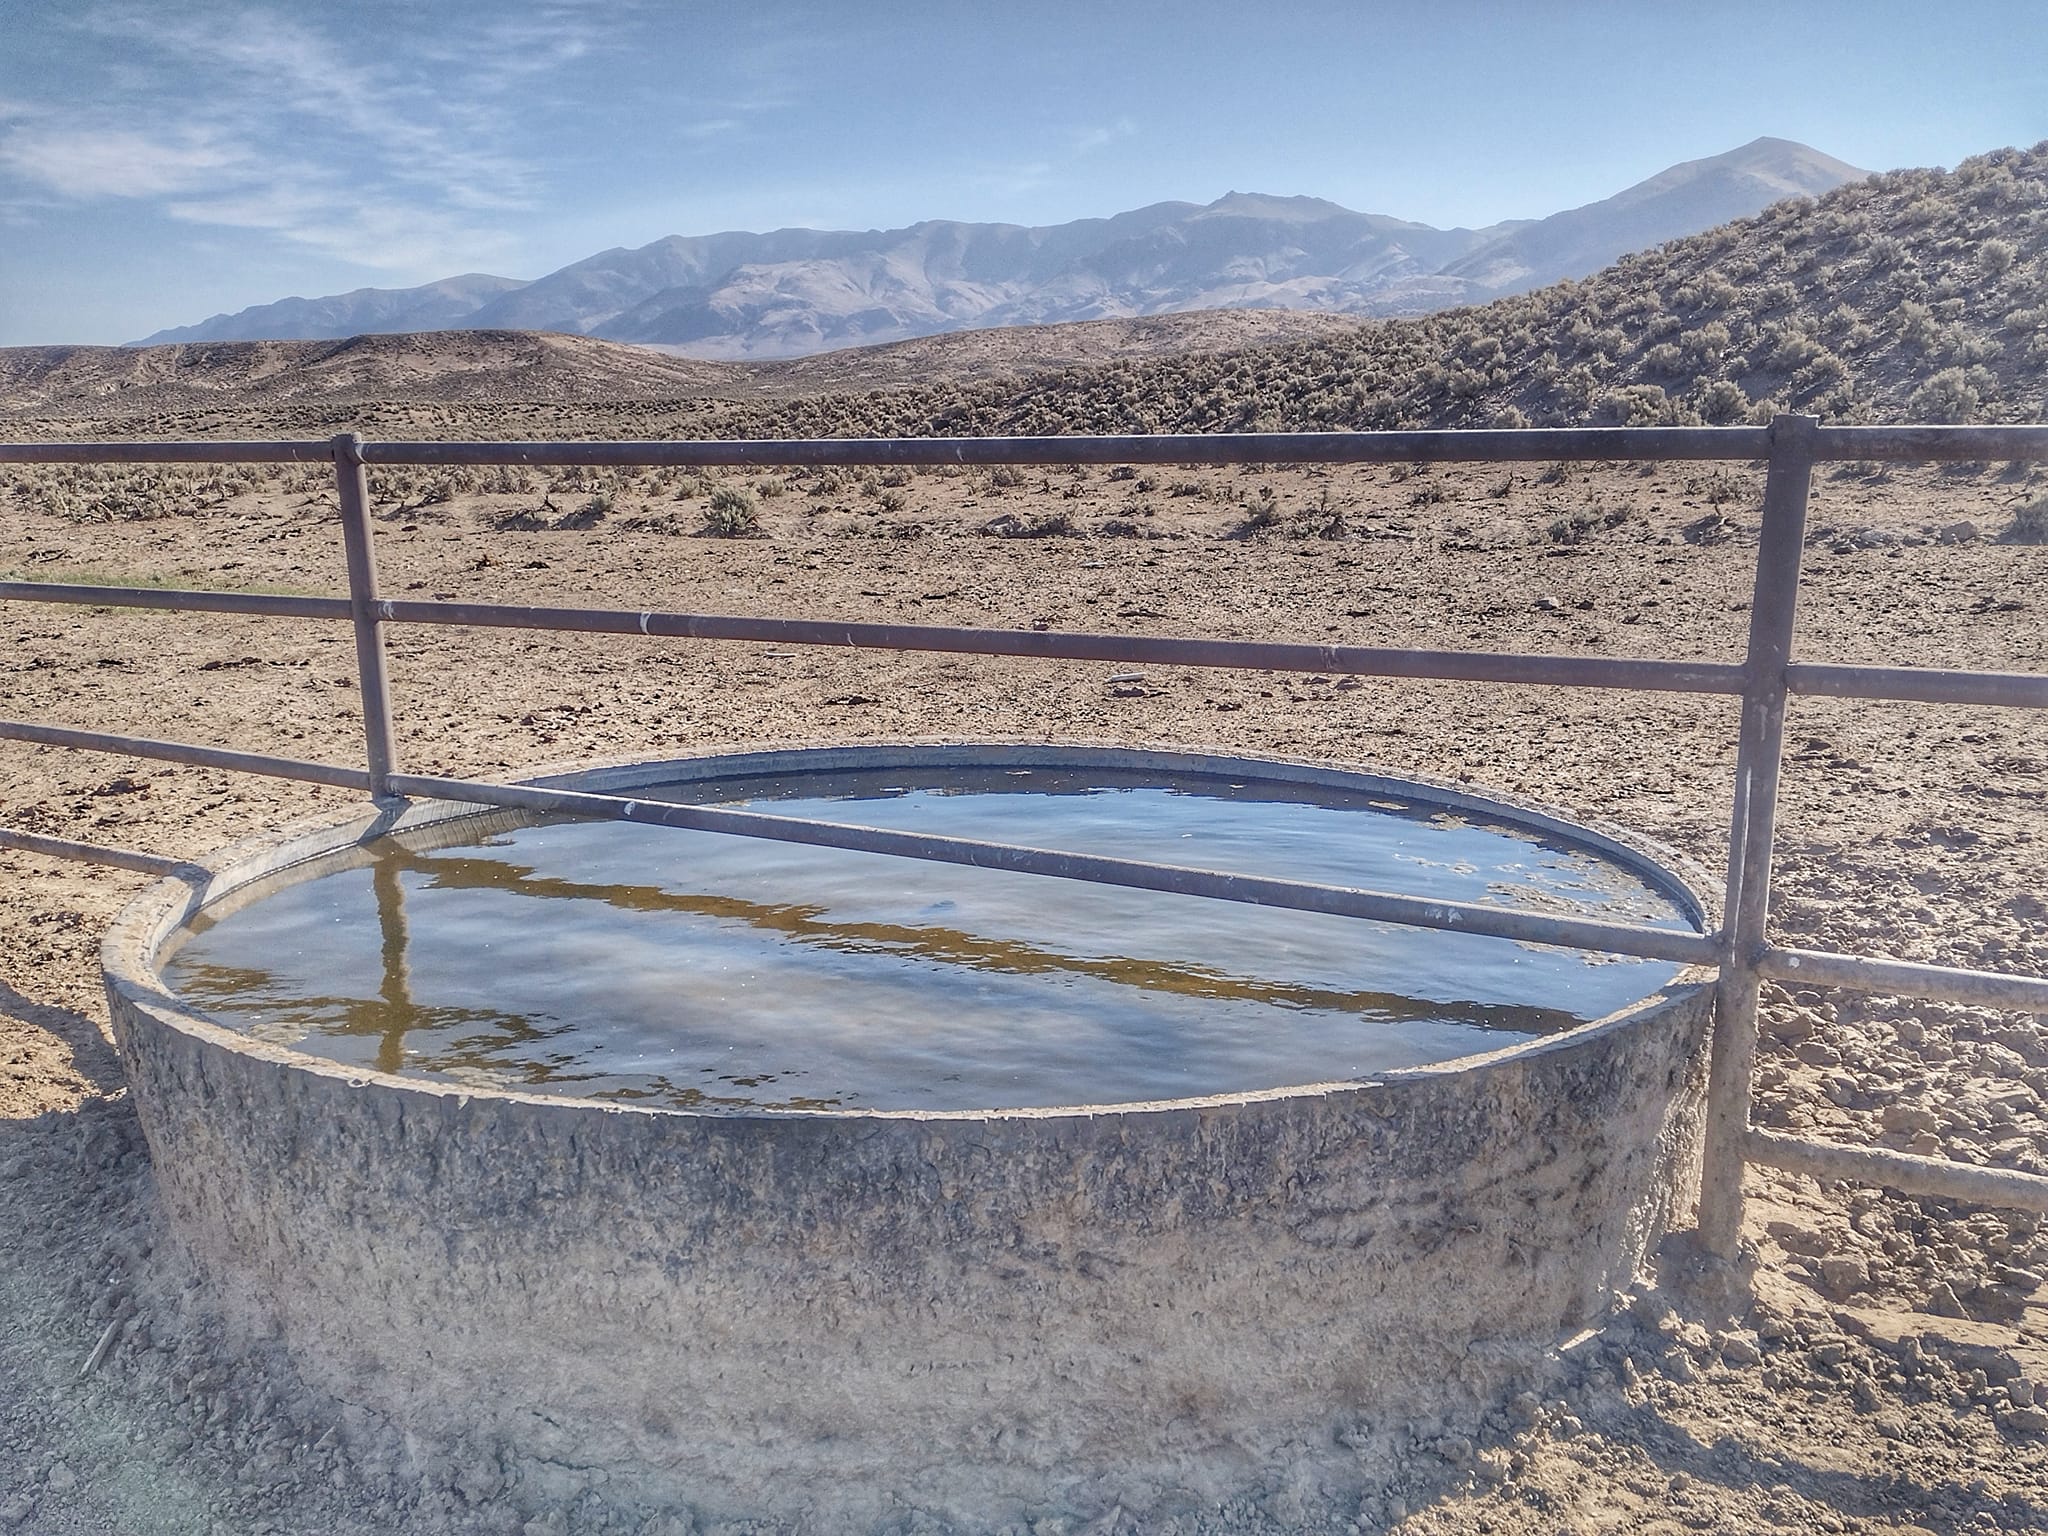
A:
[{"xmin": 4, "ymin": 415, "xmax": 2047, "ymax": 1256}]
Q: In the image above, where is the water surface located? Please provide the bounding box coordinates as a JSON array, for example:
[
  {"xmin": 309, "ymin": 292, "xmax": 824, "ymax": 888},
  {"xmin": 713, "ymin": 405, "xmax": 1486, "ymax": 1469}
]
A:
[{"xmin": 165, "ymin": 765, "xmax": 1697, "ymax": 1111}]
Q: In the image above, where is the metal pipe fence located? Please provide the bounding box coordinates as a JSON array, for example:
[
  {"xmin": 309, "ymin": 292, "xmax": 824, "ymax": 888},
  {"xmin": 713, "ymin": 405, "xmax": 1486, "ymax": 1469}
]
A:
[{"xmin": 3, "ymin": 417, "xmax": 2045, "ymax": 1251}]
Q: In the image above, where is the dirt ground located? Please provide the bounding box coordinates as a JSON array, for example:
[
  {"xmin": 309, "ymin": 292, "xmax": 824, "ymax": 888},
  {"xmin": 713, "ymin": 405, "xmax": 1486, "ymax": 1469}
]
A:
[{"xmin": 2, "ymin": 450, "xmax": 2046, "ymax": 1533}]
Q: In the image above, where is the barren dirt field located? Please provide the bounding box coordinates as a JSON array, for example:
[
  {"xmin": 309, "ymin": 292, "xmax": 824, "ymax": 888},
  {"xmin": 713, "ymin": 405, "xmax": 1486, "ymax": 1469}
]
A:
[{"xmin": 3, "ymin": 449, "xmax": 2046, "ymax": 1534}]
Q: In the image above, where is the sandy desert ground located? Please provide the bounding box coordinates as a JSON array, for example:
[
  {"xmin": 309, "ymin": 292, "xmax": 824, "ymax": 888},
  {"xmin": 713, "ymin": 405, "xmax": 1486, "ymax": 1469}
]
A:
[{"xmin": 2, "ymin": 448, "xmax": 2046, "ymax": 1533}]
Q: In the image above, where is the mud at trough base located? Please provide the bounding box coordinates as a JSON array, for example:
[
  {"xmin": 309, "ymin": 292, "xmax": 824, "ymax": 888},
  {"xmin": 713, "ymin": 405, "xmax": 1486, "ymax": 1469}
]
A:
[{"xmin": 2, "ymin": 451, "xmax": 2046, "ymax": 1533}]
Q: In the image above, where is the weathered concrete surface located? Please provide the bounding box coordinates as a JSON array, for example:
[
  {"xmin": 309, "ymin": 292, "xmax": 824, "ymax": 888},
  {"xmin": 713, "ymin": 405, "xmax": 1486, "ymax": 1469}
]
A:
[{"xmin": 102, "ymin": 747, "xmax": 1715, "ymax": 1531}]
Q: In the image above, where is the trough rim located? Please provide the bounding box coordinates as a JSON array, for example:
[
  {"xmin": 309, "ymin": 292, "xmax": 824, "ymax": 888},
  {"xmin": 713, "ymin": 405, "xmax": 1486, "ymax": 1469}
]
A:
[{"xmin": 103, "ymin": 739, "xmax": 1719, "ymax": 1126}]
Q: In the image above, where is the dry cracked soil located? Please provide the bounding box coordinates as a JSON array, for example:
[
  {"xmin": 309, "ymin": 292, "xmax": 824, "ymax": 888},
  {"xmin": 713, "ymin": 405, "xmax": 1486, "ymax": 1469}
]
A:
[{"xmin": 2, "ymin": 450, "xmax": 2046, "ymax": 1534}]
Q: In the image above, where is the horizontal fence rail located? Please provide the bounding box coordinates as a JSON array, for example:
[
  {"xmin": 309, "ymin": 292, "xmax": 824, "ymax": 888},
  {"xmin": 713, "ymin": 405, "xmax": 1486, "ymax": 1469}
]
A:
[
  {"xmin": 4, "ymin": 419, "xmax": 2046, "ymax": 1249},
  {"xmin": 0, "ymin": 582, "xmax": 1754, "ymax": 693},
  {"xmin": 378, "ymin": 599, "xmax": 1757, "ymax": 696},
  {"xmin": 1758, "ymin": 946, "xmax": 2048, "ymax": 1012},
  {"xmin": 4, "ymin": 421, "xmax": 2044, "ymax": 469},
  {"xmin": 1785, "ymin": 662, "xmax": 2048, "ymax": 711},
  {"xmin": 0, "ymin": 580, "xmax": 351, "ymax": 622},
  {"xmin": 1746, "ymin": 1127, "xmax": 2048, "ymax": 1209},
  {"xmin": 0, "ymin": 717, "xmax": 374, "ymax": 791},
  {"xmin": 384, "ymin": 771, "xmax": 1719, "ymax": 966},
  {"xmin": 0, "ymin": 826, "xmax": 191, "ymax": 878}
]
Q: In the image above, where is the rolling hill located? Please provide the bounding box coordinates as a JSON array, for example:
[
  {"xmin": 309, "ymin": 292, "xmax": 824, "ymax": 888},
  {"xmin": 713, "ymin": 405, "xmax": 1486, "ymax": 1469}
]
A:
[{"xmin": 8, "ymin": 144, "xmax": 2039, "ymax": 442}]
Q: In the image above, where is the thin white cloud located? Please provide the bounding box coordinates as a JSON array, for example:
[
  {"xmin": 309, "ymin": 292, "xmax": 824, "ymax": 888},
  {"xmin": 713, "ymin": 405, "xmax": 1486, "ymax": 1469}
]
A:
[
  {"xmin": 963, "ymin": 121, "xmax": 1141, "ymax": 208},
  {"xmin": 0, "ymin": 124, "xmax": 244, "ymax": 199},
  {"xmin": 1071, "ymin": 118, "xmax": 1138, "ymax": 155},
  {"xmin": 0, "ymin": 2, "xmax": 608, "ymax": 272}
]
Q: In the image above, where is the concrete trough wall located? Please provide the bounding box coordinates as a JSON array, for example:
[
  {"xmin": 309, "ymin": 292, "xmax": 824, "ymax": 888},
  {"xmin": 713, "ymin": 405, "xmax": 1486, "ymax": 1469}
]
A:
[{"xmin": 102, "ymin": 747, "xmax": 1715, "ymax": 1531}]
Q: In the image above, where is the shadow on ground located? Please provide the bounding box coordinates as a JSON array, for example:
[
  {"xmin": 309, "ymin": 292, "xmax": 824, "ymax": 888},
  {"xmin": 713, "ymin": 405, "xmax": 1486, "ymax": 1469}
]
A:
[{"xmin": 0, "ymin": 973, "xmax": 123, "ymax": 1098}]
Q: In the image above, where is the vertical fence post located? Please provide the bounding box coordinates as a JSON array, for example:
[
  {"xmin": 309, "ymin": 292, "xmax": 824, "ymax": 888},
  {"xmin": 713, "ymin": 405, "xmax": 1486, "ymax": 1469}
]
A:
[
  {"xmin": 333, "ymin": 433, "xmax": 401, "ymax": 799},
  {"xmin": 1696, "ymin": 413, "xmax": 1819, "ymax": 1258}
]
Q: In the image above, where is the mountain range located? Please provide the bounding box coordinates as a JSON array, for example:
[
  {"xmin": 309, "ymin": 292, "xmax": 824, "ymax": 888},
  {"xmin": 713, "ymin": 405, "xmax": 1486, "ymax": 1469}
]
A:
[{"xmin": 137, "ymin": 138, "xmax": 1864, "ymax": 359}]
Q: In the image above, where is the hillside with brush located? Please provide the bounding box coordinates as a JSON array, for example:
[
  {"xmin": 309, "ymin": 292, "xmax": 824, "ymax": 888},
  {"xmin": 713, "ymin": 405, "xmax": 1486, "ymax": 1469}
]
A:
[
  {"xmin": 3, "ymin": 146, "xmax": 2040, "ymax": 445},
  {"xmin": 725, "ymin": 145, "xmax": 2048, "ymax": 440}
]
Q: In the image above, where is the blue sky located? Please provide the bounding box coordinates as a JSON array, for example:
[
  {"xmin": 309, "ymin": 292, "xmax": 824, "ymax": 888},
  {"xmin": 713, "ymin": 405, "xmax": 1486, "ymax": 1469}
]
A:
[{"xmin": 1, "ymin": 0, "xmax": 2042, "ymax": 346}]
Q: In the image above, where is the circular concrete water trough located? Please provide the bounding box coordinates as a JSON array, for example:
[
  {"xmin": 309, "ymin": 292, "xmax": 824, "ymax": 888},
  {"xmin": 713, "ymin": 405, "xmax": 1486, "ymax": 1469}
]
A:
[{"xmin": 103, "ymin": 745, "xmax": 1715, "ymax": 1532}]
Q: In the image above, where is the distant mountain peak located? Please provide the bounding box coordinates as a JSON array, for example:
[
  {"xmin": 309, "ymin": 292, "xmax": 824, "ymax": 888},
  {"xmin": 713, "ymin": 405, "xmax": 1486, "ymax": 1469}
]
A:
[
  {"xmin": 1203, "ymin": 191, "xmax": 1350, "ymax": 217},
  {"xmin": 1440, "ymin": 137, "xmax": 1867, "ymax": 295},
  {"xmin": 132, "ymin": 139, "xmax": 1867, "ymax": 357}
]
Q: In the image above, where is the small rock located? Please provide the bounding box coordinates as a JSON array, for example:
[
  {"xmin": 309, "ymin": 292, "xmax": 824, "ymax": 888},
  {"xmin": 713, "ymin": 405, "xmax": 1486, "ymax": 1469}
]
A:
[
  {"xmin": 0, "ymin": 1499, "xmax": 35, "ymax": 1528},
  {"xmin": 1768, "ymin": 1010, "xmax": 1818, "ymax": 1044},
  {"xmin": 1717, "ymin": 1331, "xmax": 1762, "ymax": 1367},
  {"xmin": 1811, "ymin": 1339, "xmax": 1848, "ymax": 1367},
  {"xmin": 1936, "ymin": 521, "xmax": 1980, "ymax": 545},
  {"xmin": 1754, "ymin": 1309, "xmax": 1796, "ymax": 1341},
  {"xmin": 457, "ymin": 1458, "xmax": 503, "ymax": 1505},
  {"xmin": 45, "ymin": 1465, "xmax": 77, "ymax": 1494},
  {"xmin": 1818, "ymin": 1255, "xmax": 1870, "ymax": 1299},
  {"xmin": 2000, "ymin": 1404, "xmax": 2048, "ymax": 1435},
  {"xmin": 1927, "ymin": 1282, "xmax": 1969, "ymax": 1318},
  {"xmin": 1430, "ymin": 1434, "xmax": 1473, "ymax": 1465},
  {"xmin": 1882, "ymin": 1102, "xmax": 1940, "ymax": 1135}
]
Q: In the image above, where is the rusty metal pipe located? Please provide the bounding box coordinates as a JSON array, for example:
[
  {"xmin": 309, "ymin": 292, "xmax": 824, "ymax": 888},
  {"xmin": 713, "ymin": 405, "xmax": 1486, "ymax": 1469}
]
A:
[{"xmin": 385, "ymin": 770, "xmax": 1719, "ymax": 966}]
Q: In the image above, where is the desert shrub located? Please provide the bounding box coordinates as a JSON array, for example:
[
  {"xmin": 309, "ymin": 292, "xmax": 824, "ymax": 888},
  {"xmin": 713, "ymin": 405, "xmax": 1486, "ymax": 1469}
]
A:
[
  {"xmin": 1896, "ymin": 302, "xmax": 1939, "ymax": 351},
  {"xmin": 2005, "ymin": 496, "xmax": 2048, "ymax": 544},
  {"xmin": 1546, "ymin": 506, "xmax": 1633, "ymax": 543},
  {"xmin": 1693, "ymin": 470, "xmax": 1748, "ymax": 508},
  {"xmin": 1769, "ymin": 330, "xmax": 1826, "ymax": 372},
  {"xmin": 557, "ymin": 493, "xmax": 611, "ymax": 529},
  {"xmin": 1792, "ymin": 351, "xmax": 1849, "ymax": 393},
  {"xmin": 1594, "ymin": 385, "xmax": 1670, "ymax": 426},
  {"xmin": 1674, "ymin": 274, "xmax": 1739, "ymax": 313},
  {"xmin": 754, "ymin": 475, "xmax": 788, "ymax": 498},
  {"xmin": 481, "ymin": 465, "xmax": 535, "ymax": 495},
  {"xmin": 1909, "ymin": 367, "xmax": 1981, "ymax": 423},
  {"xmin": 702, "ymin": 484, "xmax": 759, "ymax": 536},
  {"xmin": 1642, "ymin": 342, "xmax": 1687, "ymax": 376},
  {"xmin": 981, "ymin": 510, "xmax": 1073, "ymax": 538},
  {"xmin": 1697, "ymin": 380, "xmax": 1750, "ymax": 424}
]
